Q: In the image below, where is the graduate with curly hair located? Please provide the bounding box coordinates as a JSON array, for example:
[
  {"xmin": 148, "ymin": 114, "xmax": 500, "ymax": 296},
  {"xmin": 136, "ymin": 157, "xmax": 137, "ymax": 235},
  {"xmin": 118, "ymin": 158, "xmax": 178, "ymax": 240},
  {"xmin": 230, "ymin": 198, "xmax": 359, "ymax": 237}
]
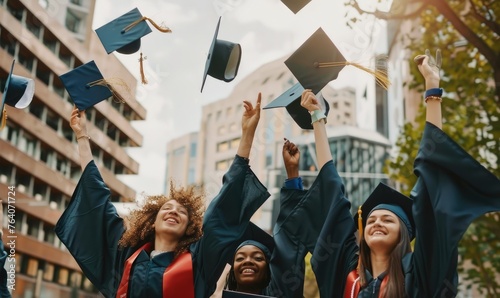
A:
[{"xmin": 55, "ymin": 93, "xmax": 269, "ymax": 298}]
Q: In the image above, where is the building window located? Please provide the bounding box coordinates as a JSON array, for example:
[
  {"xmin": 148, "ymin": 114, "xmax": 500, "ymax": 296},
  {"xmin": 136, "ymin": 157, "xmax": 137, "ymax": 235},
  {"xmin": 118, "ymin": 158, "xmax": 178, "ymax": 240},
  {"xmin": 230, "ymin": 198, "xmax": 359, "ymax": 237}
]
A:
[
  {"xmin": 43, "ymin": 263, "xmax": 55, "ymax": 281},
  {"xmin": 57, "ymin": 268, "xmax": 69, "ymax": 285},
  {"xmin": 65, "ymin": 9, "xmax": 81, "ymax": 33},
  {"xmin": 218, "ymin": 125, "xmax": 226, "ymax": 135},
  {"xmin": 216, "ymin": 160, "xmax": 228, "ymax": 171},
  {"xmin": 173, "ymin": 147, "xmax": 185, "ymax": 156},
  {"xmin": 230, "ymin": 138, "xmax": 240, "ymax": 149},
  {"xmin": 26, "ymin": 258, "xmax": 39, "ymax": 277},
  {"xmin": 190, "ymin": 142, "xmax": 197, "ymax": 157},
  {"xmin": 217, "ymin": 141, "xmax": 229, "ymax": 152}
]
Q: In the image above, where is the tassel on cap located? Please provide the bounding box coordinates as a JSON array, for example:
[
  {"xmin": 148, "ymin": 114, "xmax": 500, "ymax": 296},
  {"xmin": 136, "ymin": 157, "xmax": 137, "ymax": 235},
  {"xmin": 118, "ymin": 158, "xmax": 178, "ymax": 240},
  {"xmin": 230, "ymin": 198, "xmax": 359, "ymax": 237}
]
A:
[
  {"xmin": 357, "ymin": 205, "xmax": 363, "ymax": 270},
  {"xmin": 122, "ymin": 16, "xmax": 172, "ymax": 34},
  {"xmin": 87, "ymin": 78, "xmax": 129, "ymax": 104},
  {"xmin": 317, "ymin": 61, "xmax": 390, "ymax": 90},
  {"xmin": 121, "ymin": 16, "xmax": 171, "ymax": 85},
  {"xmin": 139, "ymin": 52, "xmax": 148, "ymax": 85},
  {"xmin": 0, "ymin": 108, "xmax": 7, "ymax": 130}
]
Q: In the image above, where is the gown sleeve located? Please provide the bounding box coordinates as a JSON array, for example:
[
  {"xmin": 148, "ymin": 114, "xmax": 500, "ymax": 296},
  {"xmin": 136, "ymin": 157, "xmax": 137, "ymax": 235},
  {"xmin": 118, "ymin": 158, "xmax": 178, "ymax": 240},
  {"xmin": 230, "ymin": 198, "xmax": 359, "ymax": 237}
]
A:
[
  {"xmin": 264, "ymin": 182, "xmax": 308, "ymax": 298},
  {"xmin": 192, "ymin": 155, "xmax": 270, "ymax": 297},
  {"xmin": 55, "ymin": 161, "xmax": 129, "ymax": 298},
  {"xmin": 409, "ymin": 122, "xmax": 500, "ymax": 298},
  {"xmin": 0, "ymin": 236, "xmax": 12, "ymax": 298},
  {"xmin": 280, "ymin": 161, "xmax": 359, "ymax": 297}
]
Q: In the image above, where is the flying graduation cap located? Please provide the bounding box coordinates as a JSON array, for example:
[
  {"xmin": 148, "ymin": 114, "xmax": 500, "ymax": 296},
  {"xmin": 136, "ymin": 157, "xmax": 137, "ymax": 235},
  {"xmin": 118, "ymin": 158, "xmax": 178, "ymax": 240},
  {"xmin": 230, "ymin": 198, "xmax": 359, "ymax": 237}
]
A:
[
  {"xmin": 1, "ymin": 60, "xmax": 35, "ymax": 130},
  {"xmin": 59, "ymin": 60, "xmax": 128, "ymax": 111},
  {"xmin": 95, "ymin": 7, "xmax": 172, "ymax": 84},
  {"xmin": 281, "ymin": 0, "xmax": 312, "ymax": 14},
  {"xmin": 267, "ymin": 27, "xmax": 389, "ymax": 130},
  {"xmin": 201, "ymin": 17, "xmax": 242, "ymax": 92},
  {"xmin": 285, "ymin": 27, "xmax": 390, "ymax": 91},
  {"xmin": 264, "ymin": 82, "xmax": 330, "ymax": 130}
]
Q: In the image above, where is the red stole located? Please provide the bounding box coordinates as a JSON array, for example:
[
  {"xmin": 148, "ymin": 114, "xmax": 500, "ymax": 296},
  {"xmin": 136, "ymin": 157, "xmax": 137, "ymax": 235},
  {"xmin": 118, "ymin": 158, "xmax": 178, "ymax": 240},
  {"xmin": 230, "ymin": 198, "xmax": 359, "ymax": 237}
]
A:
[
  {"xmin": 116, "ymin": 243, "xmax": 195, "ymax": 298},
  {"xmin": 344, "ymin": 270, "xmax": 388, "ymax": 298}
]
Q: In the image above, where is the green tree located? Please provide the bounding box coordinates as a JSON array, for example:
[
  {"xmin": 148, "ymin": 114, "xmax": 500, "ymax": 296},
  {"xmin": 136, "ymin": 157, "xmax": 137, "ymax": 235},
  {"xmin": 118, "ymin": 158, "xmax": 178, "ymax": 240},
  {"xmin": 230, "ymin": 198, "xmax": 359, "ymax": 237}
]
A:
[{"xmin": 345, "ymin": 0, "xmax": 500, "ymax": 296}]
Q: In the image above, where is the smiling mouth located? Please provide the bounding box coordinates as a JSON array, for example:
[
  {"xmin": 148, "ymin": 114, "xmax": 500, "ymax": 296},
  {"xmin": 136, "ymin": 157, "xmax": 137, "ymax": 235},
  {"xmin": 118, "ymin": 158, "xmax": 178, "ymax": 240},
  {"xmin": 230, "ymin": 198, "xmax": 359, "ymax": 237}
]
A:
[
  {"xmin": 372, "ymin": 231, "xmax": 385, "ymax": 235},
  {"xmin": 164, "ymin": 218, "xmax": 179, "ymax": 224},
  {"xmin": 241, "ymin": 268, "xmax": 256, "ymax": 274}
]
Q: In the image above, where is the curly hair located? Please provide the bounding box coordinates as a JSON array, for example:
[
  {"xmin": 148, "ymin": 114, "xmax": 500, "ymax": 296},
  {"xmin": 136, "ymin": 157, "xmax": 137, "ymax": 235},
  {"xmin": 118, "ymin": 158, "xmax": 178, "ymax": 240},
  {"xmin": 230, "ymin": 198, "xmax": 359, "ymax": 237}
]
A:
[{"xmin": 118, "ymin": 181, "xmax": 205, "ymax": 258}]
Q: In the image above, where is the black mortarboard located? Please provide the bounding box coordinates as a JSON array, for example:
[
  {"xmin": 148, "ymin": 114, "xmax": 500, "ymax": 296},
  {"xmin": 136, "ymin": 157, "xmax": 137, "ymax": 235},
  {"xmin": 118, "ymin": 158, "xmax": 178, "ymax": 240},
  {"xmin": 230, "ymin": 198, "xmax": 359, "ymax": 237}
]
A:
[
  {"xmin": 264, "ymin": 82, "xmax": 330, "ymax": 130},
  {"xmin": 354, "ymin": 182, "xmax": 415, "ymax": 240},
  {"xmin": 201, "ymin": 17, "xmax": 242, "ymax": 92},
  {"xmin": 285, "ymin": 28, "xmax": 390, "ymax": 92},
  {"xmin": 95, "ymin": 8, "xmax": 153, "ymax": 54},
  {"xmin": 235, "ymin": 222, "xmax": 275, "ymax": 261},
  {"xmin": 1, "ymin": 60, "xmax": 35, "ymax": 130},
  {"xmin": 281, "ymin": 0, "xmax": 312, "ymax": 14},
  {"xmin": 222, "ymin": 290, "xmax": 274, "ymax": 298},
  {"xmin": 59, "ymin": 61, "xmax": 126, "ymax": 111}
]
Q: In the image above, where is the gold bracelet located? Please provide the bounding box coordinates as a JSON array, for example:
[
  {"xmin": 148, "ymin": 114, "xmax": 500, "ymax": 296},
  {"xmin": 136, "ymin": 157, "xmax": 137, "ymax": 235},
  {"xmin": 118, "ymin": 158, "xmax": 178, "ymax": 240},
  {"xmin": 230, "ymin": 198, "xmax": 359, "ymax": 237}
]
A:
[
  {"xmin": 76, "ymin": 135, "xmax": 90, "ymax": 141},
  {"xmin": 425, "ymin": 96, "xmax": 442, "ymax": 103}
]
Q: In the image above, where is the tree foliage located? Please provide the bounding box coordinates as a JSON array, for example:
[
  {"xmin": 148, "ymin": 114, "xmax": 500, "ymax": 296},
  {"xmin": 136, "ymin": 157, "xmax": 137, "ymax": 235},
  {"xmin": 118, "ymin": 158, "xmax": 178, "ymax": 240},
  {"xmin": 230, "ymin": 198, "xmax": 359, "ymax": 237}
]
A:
[{"xmin": 345, "ymin": 0, "xmax": 500, "ymax": 296}]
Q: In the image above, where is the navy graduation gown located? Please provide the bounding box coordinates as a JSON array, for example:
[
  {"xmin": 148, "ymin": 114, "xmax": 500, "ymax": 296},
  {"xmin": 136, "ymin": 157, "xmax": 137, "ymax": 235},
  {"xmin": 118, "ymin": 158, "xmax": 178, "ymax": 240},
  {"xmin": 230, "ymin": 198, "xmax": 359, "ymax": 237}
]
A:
[
  {"xmin": 55, "ymin": 155, "xmax": 269, "ymax": 298},
  {"xmin": 288, "ymin": 122, "xmax": 500, "ymax": 297},
  {"xmin": 0, "ymin": 237, "xmax": 12, "ymax": 298}
]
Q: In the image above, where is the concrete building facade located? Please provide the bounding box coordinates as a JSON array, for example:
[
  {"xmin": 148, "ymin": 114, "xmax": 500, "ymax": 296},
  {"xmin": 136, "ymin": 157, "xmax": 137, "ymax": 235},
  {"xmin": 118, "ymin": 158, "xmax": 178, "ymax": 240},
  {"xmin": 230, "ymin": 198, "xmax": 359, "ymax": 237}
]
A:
[{"xmin": 0, "ymin": 0, "xmax": 145, "ymax": 296}]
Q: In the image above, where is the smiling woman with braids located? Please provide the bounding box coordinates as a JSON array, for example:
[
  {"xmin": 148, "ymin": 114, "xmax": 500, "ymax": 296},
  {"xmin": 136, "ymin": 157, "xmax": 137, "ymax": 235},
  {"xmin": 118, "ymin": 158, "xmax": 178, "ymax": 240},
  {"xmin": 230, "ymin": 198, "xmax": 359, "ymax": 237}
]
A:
[{"xmin": 56, "ymin": 93, "xmax": 269, "ymax": 298}]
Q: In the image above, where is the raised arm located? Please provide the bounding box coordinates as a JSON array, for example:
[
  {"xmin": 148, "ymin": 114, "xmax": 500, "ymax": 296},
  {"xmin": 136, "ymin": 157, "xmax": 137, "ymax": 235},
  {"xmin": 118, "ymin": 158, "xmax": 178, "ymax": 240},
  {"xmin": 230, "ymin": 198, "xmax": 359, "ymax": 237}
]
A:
[
  {"xmin": 300, "ymin": 90, "xmax": 332, "ymax": 168},
  {"xmin": 70, "ymin": 107, "xmax": 93, "ymax": 169},
  {"xmin": 236, "ymin": 93, "xmax": 261, "ymax": 159},
  {"xmin": 414, "ymin": 49, "xmax": 442, "ymax": 129}
]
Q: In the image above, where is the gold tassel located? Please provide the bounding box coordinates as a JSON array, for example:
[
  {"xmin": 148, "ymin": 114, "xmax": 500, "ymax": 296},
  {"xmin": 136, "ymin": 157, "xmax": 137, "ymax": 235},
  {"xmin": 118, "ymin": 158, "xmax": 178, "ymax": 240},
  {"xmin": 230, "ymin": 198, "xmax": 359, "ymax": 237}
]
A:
[
  {"xmin": 0, "ymin": 108, "xmax": 7, "ymax": 130},
  {"xmin": 317, "ymin": 61, "xmax": 391, "ymax": 90},
  {"xmin": 357, "ymin": 205, "xmax": 363, "ymax": 270},
  {"xmin": 87, "ymin": 78, "xmax": 129, "ymax": 104},
  {"xmin": 123, "ymin": 16, "xmax": 172, "ymax": 33},
  {"xmin": 139, "ymin": 52, "xmax": 148, "ymax": 85}
]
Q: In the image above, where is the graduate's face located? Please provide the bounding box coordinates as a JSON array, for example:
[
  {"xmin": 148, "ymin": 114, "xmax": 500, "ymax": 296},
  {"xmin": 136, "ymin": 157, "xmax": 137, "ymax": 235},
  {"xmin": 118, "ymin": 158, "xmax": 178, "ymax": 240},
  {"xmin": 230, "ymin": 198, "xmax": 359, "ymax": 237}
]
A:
[
  {"xmin": 154, "ymin": 200, "xmax": 189, "ymax": 239},
  {"xmin": 233, "ymin": 245, "xmax": 269, "ymax": 289},
  {"xmin": 364, "ymin": 209, "xmax": 401, "ymax": 251}
]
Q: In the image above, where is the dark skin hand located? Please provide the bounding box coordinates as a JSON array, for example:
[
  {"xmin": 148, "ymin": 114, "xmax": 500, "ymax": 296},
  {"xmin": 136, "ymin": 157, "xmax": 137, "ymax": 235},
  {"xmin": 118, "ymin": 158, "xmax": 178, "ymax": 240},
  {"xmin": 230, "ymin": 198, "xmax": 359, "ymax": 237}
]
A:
[{"xmin": 283, "ymin": 138, "xmax": 300, "ymax": 179}]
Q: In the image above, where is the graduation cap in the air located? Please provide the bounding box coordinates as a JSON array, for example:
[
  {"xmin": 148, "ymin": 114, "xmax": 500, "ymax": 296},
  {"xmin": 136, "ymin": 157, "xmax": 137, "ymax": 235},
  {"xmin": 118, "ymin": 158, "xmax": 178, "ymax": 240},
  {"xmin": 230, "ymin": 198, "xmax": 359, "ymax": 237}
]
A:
[
  {"xmin": 264, "ymin": 82, "xmax": 330, "ymax": 130},
  {"xmin": 354, "ymin": 182, "xmax": 415, "ymax": 240},
  {"xmin": 201, "ymin": 17, "xmax": 242, "ymax": 92},
  {"xmin": 222, "ymin": 290, "xmax": 275, "ymax": 298},
  {"xmin": 285, "ymin": 27, "xmax": 390, "ymax": 92},
  {"xmin": 1, "ymin": 60, "xmax": 35, "ymax": 130},
  {"xmin": 235, "ymin": 222, "xmax": 275, "ymax": 261},
  {"xmin": 59, "ymin": 60, "xmax": 128, "ymax": 111},
  {"xmin": 95, "ymin": 8, "xmax": 172, "ymax": 84},
  {"xmin": 281, "ymin": 0, "xmax": 312, "ymax": 14}
]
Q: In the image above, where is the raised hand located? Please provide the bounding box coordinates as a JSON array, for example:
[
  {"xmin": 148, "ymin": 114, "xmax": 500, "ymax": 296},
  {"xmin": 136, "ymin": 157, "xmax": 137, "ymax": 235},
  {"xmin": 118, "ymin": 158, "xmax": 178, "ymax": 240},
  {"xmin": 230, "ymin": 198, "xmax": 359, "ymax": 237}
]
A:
[
  {"xmin": 414, "ymin": 49, "xmax": 441, "ymax": 89},
  {"xmin": 300, "ymin": 89, "xmax": 321, "ymax": 112},
  {"xmin": 70, "ymin": 106, "xmax": 88, "ymax": 139},
  {"xmin": 241, "ymin": 93, "xmax": 261, "ymax": 134},
  {"xmin": 283, "ymin": 138, "xmax": 300, "ymax": 179}
]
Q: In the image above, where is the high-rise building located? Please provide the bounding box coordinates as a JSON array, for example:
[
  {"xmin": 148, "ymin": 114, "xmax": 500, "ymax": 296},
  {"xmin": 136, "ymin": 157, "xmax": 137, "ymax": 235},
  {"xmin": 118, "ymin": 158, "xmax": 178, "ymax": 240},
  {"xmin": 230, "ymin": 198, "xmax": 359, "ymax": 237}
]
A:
[{"xmin": 0, "ymin": 0, "xmax": 145, "ymax": 296}]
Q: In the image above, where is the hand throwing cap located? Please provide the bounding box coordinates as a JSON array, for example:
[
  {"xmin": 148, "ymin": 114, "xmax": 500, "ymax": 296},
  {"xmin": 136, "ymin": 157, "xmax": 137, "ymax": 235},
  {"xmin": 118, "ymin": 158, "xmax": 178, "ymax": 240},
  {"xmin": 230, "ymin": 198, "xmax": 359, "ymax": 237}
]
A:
[{"xmin": 264, "ymin": 82, "xmax": 330, "ymax": 129}]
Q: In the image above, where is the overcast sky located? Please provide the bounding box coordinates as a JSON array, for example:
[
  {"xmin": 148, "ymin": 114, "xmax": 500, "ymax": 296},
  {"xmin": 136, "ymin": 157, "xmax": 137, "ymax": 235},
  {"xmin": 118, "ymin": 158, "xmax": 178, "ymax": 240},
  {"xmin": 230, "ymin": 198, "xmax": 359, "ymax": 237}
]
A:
[{"xmin": 92, "ymin": 0, "xmax": 390, "ymax": 197}]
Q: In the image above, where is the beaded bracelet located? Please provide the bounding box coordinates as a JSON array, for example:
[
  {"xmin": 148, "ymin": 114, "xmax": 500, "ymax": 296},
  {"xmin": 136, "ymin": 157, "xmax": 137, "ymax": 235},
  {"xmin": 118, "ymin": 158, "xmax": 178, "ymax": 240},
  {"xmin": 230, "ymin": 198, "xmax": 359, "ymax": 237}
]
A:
[{"xmin": 424, "ymin": 96, "xmax": 442, "ymax": 104}]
